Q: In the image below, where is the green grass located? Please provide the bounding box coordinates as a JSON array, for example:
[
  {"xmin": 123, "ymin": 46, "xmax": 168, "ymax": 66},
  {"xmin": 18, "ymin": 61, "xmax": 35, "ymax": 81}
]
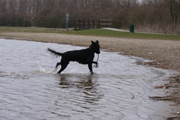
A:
[
  {"xmin": 0, "ymin": 26, "xmax": 63, "ymax": 32},
  {"xmin": 59, "ymin": 29, "xmax": 180, "ymax": 40},
  {"xmin": 0, "ymin": 26, "xmax": 180, "ymax": 40}
]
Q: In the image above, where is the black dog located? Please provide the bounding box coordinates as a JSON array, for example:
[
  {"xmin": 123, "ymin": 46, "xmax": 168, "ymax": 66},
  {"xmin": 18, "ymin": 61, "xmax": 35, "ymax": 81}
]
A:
[{"xmin": 48, "ymin": 40, "xmax": 100, "ymax": 74}]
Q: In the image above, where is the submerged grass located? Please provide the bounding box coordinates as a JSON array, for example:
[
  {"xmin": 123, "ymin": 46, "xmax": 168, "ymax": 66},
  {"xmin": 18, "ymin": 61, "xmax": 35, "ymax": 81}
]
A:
[{"xmin": 0, "ymin": 26, "xmax": 180, "ymax": 40}]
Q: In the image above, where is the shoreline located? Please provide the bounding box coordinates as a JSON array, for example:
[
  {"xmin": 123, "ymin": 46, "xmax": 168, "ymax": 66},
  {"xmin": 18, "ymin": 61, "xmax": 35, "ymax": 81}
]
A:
[
  {"xmin": 0, "ymin": 32, "xmax": 180, "ymax": 119},
  {"xmin": 1, "ymin": 32, "xmax": 179, "ymax": 70}
]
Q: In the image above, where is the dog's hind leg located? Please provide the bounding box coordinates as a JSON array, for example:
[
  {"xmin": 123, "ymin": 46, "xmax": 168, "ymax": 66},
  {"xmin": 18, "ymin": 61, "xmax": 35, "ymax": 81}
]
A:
[
  {"xmin": 55, "ymin": 62, "xmax": 61, "ymax": 69},
  {"xmin": 57, "ymin": 61, "xmax": 69, "ymax": 74},
  {"xmin": 53, "ymin": 62, "xmax": 61, "ymax": 72}
]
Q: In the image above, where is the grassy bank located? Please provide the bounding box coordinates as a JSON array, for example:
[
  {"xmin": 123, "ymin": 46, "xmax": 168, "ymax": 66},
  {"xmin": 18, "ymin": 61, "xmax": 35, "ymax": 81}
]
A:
[
  {"xmin": 61, "ymin": 29, "xmax": 180, "ymax": 40},
  {"xmin": 0, "ymin": 26, "xmax": 180, "ymax": 40},
  {"xmin": 0, "ymin": 26, "xmax": 64, "ymax": 32}
]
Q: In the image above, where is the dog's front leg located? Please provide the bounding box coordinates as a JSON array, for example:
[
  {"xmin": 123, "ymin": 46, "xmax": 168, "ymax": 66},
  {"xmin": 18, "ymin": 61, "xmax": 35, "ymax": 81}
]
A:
[
  {"xmin": 88, "ymin": 63, "xmax": 93, "ymax": 74},
  {"xmin": 92, "ymin": 61, "xmax": 98, "ymax": 67}
]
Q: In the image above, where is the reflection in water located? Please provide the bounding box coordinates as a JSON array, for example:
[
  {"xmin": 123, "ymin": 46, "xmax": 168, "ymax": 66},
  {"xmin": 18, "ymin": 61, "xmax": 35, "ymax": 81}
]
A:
[{"xmin": 59, "ymin": 74, "xmax": 102, "ymax": 104}]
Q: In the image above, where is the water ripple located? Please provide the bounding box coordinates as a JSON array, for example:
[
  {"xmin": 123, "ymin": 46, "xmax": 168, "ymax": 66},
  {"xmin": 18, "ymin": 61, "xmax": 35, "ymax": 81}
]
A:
[{"xmin": 0, "ymin": 39, "xmax": 177, "ymax": 120}]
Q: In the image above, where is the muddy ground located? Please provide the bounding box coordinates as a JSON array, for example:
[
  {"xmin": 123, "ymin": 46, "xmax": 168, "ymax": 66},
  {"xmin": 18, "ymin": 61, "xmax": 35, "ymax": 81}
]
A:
[{"xmin": 0, "ymin": 32, "xmax": 180, "ymax": 119}]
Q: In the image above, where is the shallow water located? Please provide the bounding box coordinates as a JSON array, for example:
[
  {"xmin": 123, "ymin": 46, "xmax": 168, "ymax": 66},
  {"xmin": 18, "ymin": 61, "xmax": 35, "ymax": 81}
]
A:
[{"xmin": 0, "ymin": 39, "xmax": 177, "ymax": 120}]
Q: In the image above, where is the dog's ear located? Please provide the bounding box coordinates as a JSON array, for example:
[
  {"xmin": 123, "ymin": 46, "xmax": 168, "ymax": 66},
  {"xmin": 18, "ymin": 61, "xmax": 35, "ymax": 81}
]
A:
[
  {"xmin": 91, "ymin": 41, "xmax": 95, "ymax": 44},
  {"xmin": 96, "ymin": 40, "xmax": 99, "ymax": 44}
]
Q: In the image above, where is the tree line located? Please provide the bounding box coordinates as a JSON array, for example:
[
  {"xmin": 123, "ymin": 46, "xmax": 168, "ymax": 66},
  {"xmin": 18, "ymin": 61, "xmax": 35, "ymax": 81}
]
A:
[{"xmin": 0, "ymin": 0, "xmax": 179, "ymax": 34}]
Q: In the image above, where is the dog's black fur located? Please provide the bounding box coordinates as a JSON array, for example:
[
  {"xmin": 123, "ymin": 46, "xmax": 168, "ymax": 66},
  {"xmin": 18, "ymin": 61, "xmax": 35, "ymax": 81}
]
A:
[{"xmin": 48, "ymin": 40, "xmax": 100, "ymax": 74}]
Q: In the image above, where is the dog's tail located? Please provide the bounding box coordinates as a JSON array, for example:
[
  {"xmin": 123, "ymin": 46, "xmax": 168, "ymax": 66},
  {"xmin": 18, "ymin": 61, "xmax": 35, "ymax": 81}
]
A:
[{"xmin": 47, "ymin": 48, "xmax": 63, "ymax": 57}]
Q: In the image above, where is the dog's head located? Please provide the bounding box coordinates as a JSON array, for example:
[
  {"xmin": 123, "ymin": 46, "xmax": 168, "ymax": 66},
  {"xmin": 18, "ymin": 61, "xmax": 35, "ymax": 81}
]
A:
[{"xmin": 90, "ymin": 40, "xmax": 100, "ymax": 54}]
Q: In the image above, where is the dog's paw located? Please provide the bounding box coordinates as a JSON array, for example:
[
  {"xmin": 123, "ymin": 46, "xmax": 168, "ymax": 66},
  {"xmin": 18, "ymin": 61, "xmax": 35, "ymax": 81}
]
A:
[{"xmin": 95, "ymin": 63, "xmax": 98, "ymax": 68}]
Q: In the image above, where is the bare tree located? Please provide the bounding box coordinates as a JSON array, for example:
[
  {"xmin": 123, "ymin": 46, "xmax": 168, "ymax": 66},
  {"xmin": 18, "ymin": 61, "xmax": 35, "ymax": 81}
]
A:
[
  {"xmin": 167, "ymin": 0, "xmax": 180, "ymax": 24},
  {"xmin": 0, "ymin": 0, "xmax": 179, "ymax": 33}
]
